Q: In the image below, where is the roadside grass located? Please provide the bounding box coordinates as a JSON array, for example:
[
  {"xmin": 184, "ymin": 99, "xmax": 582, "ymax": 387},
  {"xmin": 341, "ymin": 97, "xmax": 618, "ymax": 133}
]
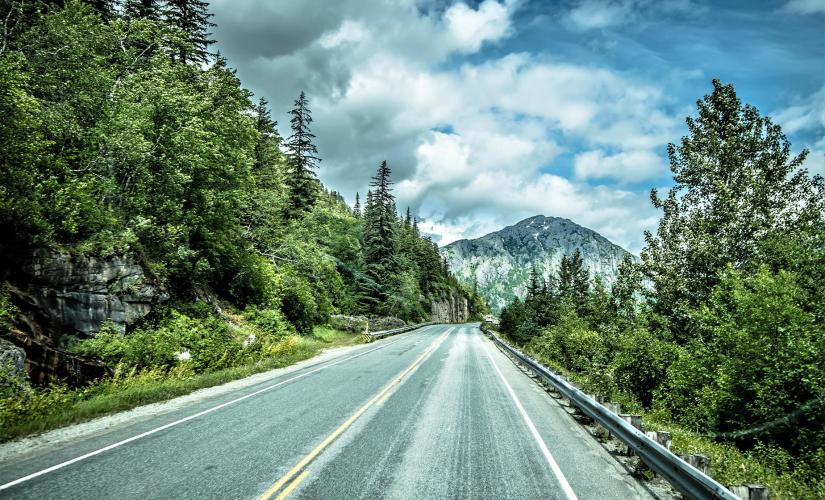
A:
[
  {"xmin": 0, "ymin": 327, "xmax": 363, "ymax": 443},
  {"xmin": 483, "ymin": 326, "xmax": 823, "ymax": 499}
]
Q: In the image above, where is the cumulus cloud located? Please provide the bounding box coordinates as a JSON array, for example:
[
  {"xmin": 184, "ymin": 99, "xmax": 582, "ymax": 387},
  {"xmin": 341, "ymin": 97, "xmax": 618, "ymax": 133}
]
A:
[
  {"xmin": 445, "ymin": 0, "xmax": 514, "ymax": 52},
  {"xmin": 573, "ymin": 149, "xmax": 666, "ymax": 183}
]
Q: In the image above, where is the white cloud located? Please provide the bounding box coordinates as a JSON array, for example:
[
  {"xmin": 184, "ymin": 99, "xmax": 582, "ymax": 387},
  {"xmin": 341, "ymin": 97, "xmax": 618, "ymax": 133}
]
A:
[
  {"xmin": 445, "ymin": 0, "xmax": 514, "ymax": 52},
  {"xmin": 564, "ymin": 0, "xmax": 700, "ymax": 31},
  {"xmin": 773, "ymin": 85, "xmax": 825, "ymax": 176},
  {"xmin": 784, "ymin": 0, "xmax": 825, "ymax": 14},
  {"xmin": 574, "ymin": 149, "xmax": 666, "ymax": 182}
]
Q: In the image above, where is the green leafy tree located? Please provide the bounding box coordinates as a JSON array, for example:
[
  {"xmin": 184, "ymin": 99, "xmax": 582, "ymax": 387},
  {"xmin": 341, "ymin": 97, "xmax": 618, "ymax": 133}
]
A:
[
  {"xmin": 611, "ymin": 254, "xmax": 642, "ymax": 324},
  {"xmin": 642, "ymin": 79, "xmax": 824, "ymax": 342}
]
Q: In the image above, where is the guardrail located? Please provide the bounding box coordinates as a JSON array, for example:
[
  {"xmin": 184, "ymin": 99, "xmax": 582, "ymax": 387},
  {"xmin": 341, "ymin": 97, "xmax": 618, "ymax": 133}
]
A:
[
  {"xmin": 480, "ymin": 323, "xmax": 739, "ymax": 500},
  {"xmin": 364, "ymin": 322, "xmax": 437, "ymax": 341}
]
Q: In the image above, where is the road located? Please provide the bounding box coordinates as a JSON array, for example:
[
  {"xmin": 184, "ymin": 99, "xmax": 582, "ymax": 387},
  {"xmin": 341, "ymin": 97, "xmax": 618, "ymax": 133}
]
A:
[{"xmin": 0, "ymin": 324, "xmax": 654, "ymax": 499}]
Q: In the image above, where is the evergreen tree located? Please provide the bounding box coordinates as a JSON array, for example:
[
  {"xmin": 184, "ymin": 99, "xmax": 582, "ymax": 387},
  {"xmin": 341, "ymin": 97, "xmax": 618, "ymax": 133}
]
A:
[
  {"xmin": 284, "ymin": 91, "xmax": 321, "ymax": 219},
  {"xmin": 362, "ymin": 161, "xmax": 398, "ymax": 307},
  {"xmin": 404, "ymin": 206, "xmax": 412, "ymax": 226},
  {"xmin": 164, "ymin": 0, "xmax": 215, "ymax": 64},
  {"xmin": 123, "ymin": 0, "xmax": 161, "ymax": 20},
  {"xmin": 526, "ymin": 265, "xmax": 541, "ymax": 299},
  {"xmin": 642, "ymin": 79, "xmax": 824, "ymax": 341},
  {"xmin": 353, "ymin": 192, "xmax": 361, "ymax": 218}
]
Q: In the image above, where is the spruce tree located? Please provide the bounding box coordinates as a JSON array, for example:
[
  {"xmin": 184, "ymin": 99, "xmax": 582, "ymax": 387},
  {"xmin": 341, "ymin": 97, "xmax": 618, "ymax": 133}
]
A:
[
  {"xmin": 526, "ymin": 265, "xmax": 541, "ymax": 299},
  {"xmin": 404, "ymin": 206, "xmax": 412, "ymax": 226},
  {"xmin": 362, "ymin": 161, "xmax": 398, "ymax": 307},
  {"xmin": 123, "ymin": 0, "xmax": 161, "ymax": 20},
  {"xmin": 164, "ymin": 0, "xmax": 215, "ymax": 64},
  {"xmin": 284, "ymin": 91, "xmax": 321, "ymax": 219},
  {"xmin": 353, "ymin": 192, "xmax": 361, "ymax": 217}
]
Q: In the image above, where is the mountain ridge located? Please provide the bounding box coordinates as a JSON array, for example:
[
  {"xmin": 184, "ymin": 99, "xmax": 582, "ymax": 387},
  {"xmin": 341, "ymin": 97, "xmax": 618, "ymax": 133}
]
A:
[{"xmin": 441, "ymin": 215, "xmax": 633, "ymax": 312}]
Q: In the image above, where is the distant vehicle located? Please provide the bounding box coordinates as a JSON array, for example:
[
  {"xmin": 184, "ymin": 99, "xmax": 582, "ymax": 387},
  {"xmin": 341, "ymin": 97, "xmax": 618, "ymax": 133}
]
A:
[{"xmin": 484, "ymin": 314, "xmax": 494, "ymax": 323}]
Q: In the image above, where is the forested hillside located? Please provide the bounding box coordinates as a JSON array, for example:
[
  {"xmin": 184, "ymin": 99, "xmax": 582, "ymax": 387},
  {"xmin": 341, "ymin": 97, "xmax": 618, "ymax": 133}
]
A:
[
  {"xmin": 0, "ymin": 0, "xmax": 485, "ymax": 430},
  {"xmin": 497, "ymin": 80, "xmax": 825, "ymax": 495}
]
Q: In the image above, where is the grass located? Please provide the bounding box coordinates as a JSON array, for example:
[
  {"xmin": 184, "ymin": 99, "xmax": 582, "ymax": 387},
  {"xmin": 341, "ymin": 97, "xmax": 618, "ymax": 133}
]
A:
[{"xmin": 0, "ymin": 327, "xmax": 364, "ymax": 443}]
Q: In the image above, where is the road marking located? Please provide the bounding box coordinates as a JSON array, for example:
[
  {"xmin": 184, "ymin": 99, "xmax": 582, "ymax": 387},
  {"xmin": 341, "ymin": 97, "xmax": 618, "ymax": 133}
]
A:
[
  {"xmin": 482, "ymin": 337, "xmax": 579, "ymax": 500},
  {"xmin": 259, "ymin": 327, "xmax": 453, "ymax": 500},
  {"xmin": 275, "ymin": 471, "xmax": 309, "ymax": 500},
  {"xmin": 0, "ymin": 327, "xmax": 435, "ymax": 492}
]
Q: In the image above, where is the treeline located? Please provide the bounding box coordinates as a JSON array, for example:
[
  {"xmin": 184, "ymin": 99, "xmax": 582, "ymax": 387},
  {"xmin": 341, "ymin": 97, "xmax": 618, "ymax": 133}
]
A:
[
  {"xmin": 0, "ymin": 0, "xmax": 485, "ymax": 339},
  {"xmin": 499, "ymin": 81, "xmax": 824, "ymax": 483}
]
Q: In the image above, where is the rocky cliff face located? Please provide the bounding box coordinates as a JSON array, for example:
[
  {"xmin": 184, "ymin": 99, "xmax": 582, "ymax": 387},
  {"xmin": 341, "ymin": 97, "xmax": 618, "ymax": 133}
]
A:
[
  {"xmin": 441, "ymin": 215, "xmax": 633, "ymax": 312},
  {"xmin": 11, "ymin": 249, "xmax": 166, "ymax": 336},
  {"xmin": 430, "ymin": 288, "xmax": 469, "ymax": 323},
  {"xmin": 2, "ymin": 249, "xmax": 167, "ymax": 384}
]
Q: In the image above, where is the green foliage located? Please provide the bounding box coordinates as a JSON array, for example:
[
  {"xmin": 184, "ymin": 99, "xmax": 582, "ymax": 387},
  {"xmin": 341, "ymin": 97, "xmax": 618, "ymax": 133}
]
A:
[{"xmin": 72, "ymin": 312, "xmax": 242, "ymax": 373}]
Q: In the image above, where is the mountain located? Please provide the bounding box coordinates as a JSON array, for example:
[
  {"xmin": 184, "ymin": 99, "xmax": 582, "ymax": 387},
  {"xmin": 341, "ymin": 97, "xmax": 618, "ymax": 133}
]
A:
[{"xmin": 441, "ymin": 215, "xmax": 633, "ymax": 312}]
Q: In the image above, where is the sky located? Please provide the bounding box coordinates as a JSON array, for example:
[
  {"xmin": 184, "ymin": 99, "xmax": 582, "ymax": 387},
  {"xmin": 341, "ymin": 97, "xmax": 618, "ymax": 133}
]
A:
[{"xmin": 210, "ymin": 0, "xmax": 825, "ymax": 253}]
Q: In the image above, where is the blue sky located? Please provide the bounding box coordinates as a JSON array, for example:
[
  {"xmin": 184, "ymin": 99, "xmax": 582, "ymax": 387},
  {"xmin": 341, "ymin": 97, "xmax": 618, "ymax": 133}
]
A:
[{"xmin": 211, "ymin": 0, "xmax": 824, "ymax": 253}]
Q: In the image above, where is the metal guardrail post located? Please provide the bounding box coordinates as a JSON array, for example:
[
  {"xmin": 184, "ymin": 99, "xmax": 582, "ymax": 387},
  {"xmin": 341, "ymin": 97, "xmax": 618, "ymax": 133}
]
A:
[{"xmin": 480, "ymin": 323, "xmax": 740, "ymax": 500}]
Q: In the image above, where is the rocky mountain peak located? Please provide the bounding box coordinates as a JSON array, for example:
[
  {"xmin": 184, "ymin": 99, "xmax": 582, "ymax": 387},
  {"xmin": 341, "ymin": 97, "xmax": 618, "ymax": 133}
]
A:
[{"xmin": 441, "ymin": 215, "xmax": 632, "ymax": 312}]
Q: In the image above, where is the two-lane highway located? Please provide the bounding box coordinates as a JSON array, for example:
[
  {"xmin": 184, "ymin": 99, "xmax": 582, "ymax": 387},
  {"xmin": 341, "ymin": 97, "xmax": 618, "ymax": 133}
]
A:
[{"xmin": 0, "ymin": 324, "xmax": 654, "ymax": 499}]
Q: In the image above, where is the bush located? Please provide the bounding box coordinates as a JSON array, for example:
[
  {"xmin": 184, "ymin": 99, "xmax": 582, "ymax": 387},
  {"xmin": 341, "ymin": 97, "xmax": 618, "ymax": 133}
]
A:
[
  {"xmin": 243, "ymin": 306, "xmax": 294, "ymax": 337},
  {"xmin": 72, "ymin": 311, "xmax": 243, "ymax": 373}
]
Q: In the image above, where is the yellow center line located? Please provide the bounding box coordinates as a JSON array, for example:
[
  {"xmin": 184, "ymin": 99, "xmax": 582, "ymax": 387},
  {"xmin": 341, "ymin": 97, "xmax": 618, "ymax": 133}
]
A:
[
  {"xmin": 258, "ymin": 327, "xmax": 453, "ymax": 500},
  {"xmin": 275, "ymin": 471, "xmax": 309, "ymax": 500}
]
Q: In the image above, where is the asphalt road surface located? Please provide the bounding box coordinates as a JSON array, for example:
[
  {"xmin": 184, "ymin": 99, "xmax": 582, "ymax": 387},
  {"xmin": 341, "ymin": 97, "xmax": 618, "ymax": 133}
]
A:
[{"xmin": 0, "ymin": 324, "xmax": 655, "ymax": 499}]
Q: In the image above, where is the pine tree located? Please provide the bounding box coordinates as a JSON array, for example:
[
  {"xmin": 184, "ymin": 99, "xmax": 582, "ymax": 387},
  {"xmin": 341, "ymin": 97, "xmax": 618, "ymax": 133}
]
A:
[
  {"xmin": 284, "ymin": 91, "xmax": 321, "ymax": 219},
  {"xmin": 123, "ymin": 0, "xmax": 161, "ymax": 20},
  {"xmin": 404, "ymin": 206, "xmax": 412, "ymax": 226},
  {"xmin": 164, "ymin": 0, "xmax": 215, "ymax": 64},
  {"xmin": 353, "ymin": 192, "xmax": 361, "ymax": 217}
]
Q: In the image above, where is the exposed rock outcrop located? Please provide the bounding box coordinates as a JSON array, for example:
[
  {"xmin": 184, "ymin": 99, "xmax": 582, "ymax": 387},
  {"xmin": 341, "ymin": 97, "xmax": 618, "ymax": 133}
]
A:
[
  {"xmin": 430, "ymin": 289, "xmax": 469, "ymax": 323},
  {"xmin": 11, "ymin": 249, "xmax": 166, "ymax": 336}
]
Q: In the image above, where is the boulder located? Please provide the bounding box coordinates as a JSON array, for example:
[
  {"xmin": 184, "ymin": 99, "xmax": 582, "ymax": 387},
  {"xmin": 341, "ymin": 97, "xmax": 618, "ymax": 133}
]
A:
[
  {"xmin": 329, "ymin": 315, "xmax": 369, "ymax": 334},
  {"xmin": 368, "ymin": 316, "xmax": 406, "ymax": 332},
  {"xmin": 0, "ymin": 337, "xmax": 25, "ymax": 373}
]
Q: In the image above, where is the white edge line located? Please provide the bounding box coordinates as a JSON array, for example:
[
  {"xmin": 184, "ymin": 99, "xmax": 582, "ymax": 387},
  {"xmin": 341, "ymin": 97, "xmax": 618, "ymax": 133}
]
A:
[
  {"xmin": 482, "ymin": 337, "xmax": 579, "ymax": 500},
  {"xmin": 0, "ymin": 325, "xmax": 437, "ymax": 491}
]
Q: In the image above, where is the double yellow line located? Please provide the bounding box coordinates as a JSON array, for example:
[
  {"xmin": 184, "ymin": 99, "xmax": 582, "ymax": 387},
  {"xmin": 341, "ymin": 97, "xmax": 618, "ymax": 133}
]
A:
[{"xmin": 259, "ymin": 327, "xmax": 453, "ymax": 500}]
